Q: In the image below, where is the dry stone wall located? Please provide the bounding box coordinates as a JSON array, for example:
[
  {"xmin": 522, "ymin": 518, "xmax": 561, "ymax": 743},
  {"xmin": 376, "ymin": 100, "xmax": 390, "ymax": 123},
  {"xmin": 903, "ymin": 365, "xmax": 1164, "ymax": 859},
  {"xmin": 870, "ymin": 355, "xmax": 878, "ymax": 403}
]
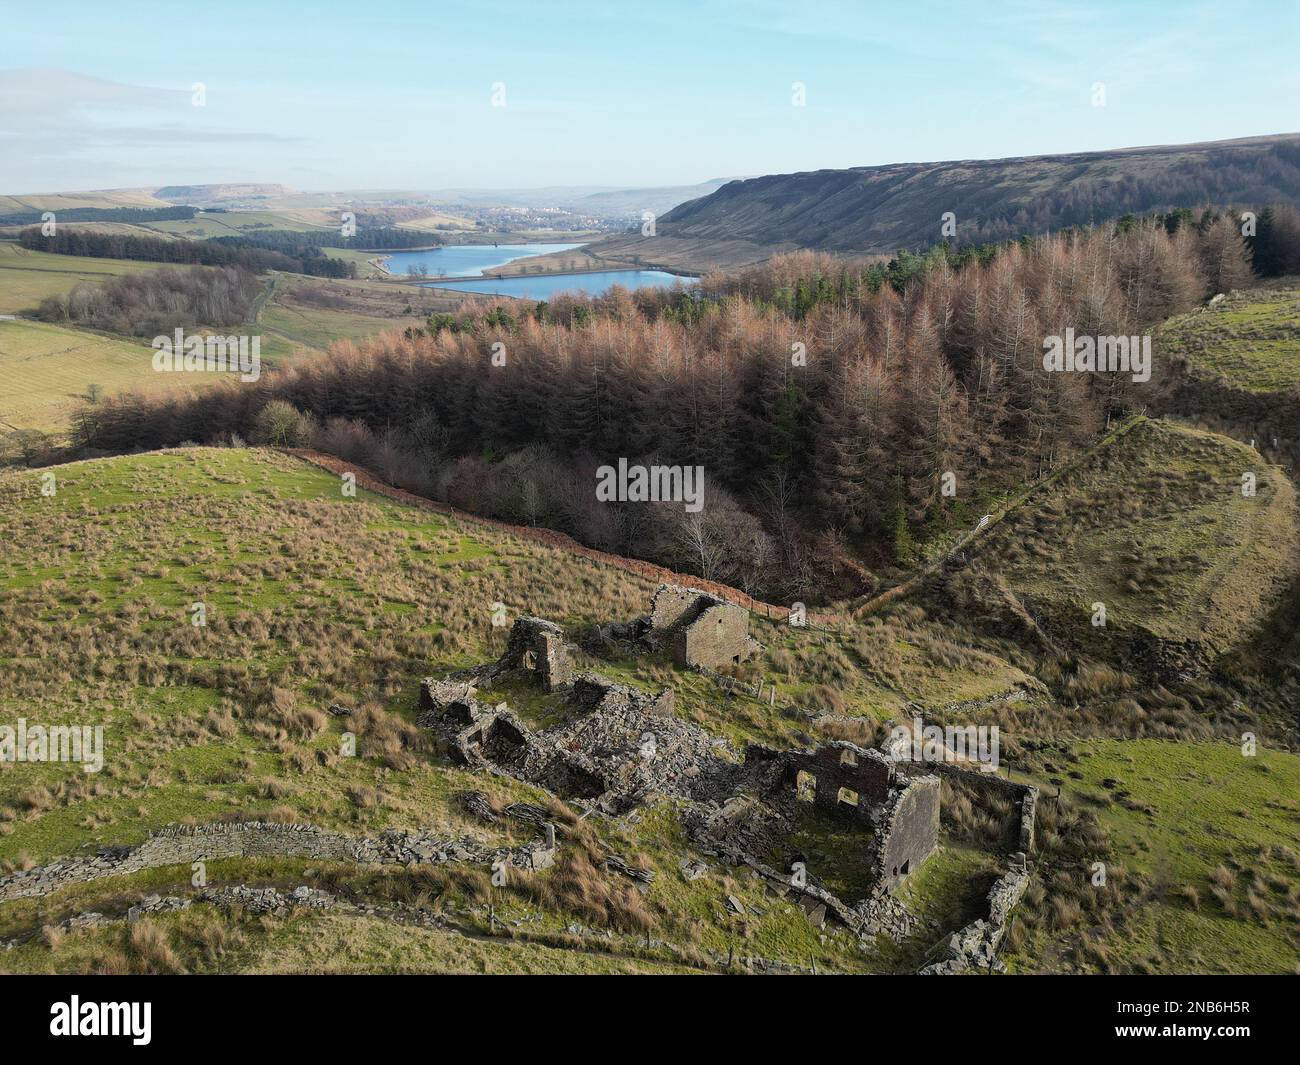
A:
[
  {"xmin": 918, "ymin": 855, "xmax": 1031, "ymax": 974},
  {"xmin": 0, "ymin": 821, "xmax": 555, "ymax": 903}
]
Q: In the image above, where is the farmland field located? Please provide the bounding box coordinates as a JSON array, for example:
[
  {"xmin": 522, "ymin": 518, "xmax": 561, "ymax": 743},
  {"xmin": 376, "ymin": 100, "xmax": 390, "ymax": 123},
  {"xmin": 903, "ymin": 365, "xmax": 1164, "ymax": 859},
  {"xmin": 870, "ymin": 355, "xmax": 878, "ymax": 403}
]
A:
[
  {"xmin": 0, "ymin": 320, "xmax": 218, "ymax": 435},
  {"xmin": 0, "ymin": 243, "xmax": 165, "ymax": 314}
]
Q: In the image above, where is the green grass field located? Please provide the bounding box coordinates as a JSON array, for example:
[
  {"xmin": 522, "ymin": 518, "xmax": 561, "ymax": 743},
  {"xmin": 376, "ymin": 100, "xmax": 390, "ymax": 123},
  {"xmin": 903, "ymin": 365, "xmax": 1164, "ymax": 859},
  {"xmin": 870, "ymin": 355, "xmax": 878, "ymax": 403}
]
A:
[
  {"xmin": 0, "ymin": 244, "xmax": 166, "ymax": 315},
  {"xmin": 257, "ymin": 280, "xmax": 425, "ymax": 352},
  {"xmin": 977, "ymin": 418, "xmax": 1297, "ymax": 654},
  {"xmin": 1159, "ymin": 283, "xmax": 1300, "ymax": 395},
  {"xmin": 0, "ymin": 906, "xmax": 706, "ymax": 974},
  {"xmin": 0, "ymin": 319, "xmax": 215, "ymax": 434},
  {"xmin": 1007, "ymin": 738, "xmax": 1300, "ymax": 974},
  {"xmin": 142, "ymin": 209, "xmax": 339, "ymax": 239}
]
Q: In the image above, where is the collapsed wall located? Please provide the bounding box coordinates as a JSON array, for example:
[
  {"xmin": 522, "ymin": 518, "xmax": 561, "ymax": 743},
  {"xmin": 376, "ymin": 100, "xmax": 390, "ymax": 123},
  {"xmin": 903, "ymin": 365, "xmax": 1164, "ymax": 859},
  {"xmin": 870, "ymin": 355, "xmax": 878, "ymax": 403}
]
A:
[
  {"xmin": 418, "ymin": 617, "xmax": 736, "ymax": 813},
  {"xmin": 743, "ymin": 741, "xmax": 893, "ymax": 821},
  {"xmin": 0, "ymin": 821, "xmax": 556, "ymax": 903},
  {"xmin": 918, "ymin": 853, "xmax": 1031, "ymax": 974}
]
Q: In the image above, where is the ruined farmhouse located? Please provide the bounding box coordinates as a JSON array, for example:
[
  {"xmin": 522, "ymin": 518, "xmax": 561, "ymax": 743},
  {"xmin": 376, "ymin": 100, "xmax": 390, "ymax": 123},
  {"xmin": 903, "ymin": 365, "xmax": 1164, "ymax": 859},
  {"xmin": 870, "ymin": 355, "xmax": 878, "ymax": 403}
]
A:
[
  {"xmin": 645, "ymin": 583, "xmax": 761, "ymax": 670},
  {"xmin": 412, "ymin": 585, "xmax": 1037, "ymax": 968}
]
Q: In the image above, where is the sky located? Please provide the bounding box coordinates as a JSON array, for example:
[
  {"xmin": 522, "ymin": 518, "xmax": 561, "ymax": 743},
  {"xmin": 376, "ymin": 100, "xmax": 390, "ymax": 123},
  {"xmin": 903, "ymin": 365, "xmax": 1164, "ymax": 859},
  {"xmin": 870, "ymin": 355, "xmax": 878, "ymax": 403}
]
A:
[{"xmin": 2, "ymin": 0, "xmax": 1298, "ymax": 195}]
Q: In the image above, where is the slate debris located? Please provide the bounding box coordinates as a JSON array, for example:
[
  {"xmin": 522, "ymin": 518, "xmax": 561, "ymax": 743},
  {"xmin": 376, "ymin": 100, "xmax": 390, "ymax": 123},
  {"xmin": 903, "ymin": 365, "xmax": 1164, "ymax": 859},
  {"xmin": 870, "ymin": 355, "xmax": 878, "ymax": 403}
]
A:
[{"xmin": 603, "ymin": 853, "xmax": 655, "ymax": 885}]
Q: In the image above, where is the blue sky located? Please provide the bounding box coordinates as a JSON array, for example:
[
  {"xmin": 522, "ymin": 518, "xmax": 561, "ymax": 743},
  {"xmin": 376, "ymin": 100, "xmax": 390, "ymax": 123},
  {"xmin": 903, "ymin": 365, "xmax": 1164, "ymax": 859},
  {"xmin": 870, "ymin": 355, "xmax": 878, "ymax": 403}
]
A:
[{"xmin": 2, "ymin": 0, "xmax": 1298, "ymax": 193}]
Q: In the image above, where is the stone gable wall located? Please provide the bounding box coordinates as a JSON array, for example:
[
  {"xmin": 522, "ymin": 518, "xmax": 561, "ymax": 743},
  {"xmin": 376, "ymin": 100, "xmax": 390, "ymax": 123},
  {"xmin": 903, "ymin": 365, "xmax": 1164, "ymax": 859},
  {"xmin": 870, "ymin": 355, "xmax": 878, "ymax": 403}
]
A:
[
  {"xmin": 677, "ymin": 601, "xmax": 753, "ymax": 670},
  {"xmin": 869, "ymin": 776, "xmax": 941, "ymax": 893},
  {"xmin": 649, "ymin": 584, "xmax": 705, "ymax": 630}
]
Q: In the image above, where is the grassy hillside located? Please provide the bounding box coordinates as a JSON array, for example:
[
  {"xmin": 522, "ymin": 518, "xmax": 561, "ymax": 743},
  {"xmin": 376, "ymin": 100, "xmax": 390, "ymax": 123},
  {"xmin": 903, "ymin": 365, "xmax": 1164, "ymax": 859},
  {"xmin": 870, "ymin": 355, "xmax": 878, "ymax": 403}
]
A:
[
  {"xmin": 0, "ymin": 256, "xmax": 458, "ymax": 433},
  {"xmin": 968, "ymin": 418, "xmax": 1297, "ymax": 658},
  {"xmin": 0, "ymin": 244, "xmax": 166, "ymax": 314},
  {"xmin": 1, "ymin": 906, "xmax": 704, "ymax": 974},
  {"xmin": 0, "ymin": 190, "xmax": 170, "ymax": 214},
  {"xmin": 1159, "ymin": 282, "xmax": 1300, "ymax": 395},
  {"xmin": 0, "ymin": 445, "xmax": 1293, "ymax": 973},
  {"xmin": 393, "ymin": 210, "xmax": 476, "ymax": 232},
  {"xmin": 0, "ymin": 448, "xmax": 1037, "ymax": 973},
  {"xmin": 1006, "ymin": 738, "xmax": 1300, "ymax": 974},
  {"xmin": 254, "ymin": 274, "xmax": 467, "ymax": 358},
  {"xmin": 142, "ymin": 209, "xmax": 339, "ymax": 239},
  {"xmin": 0, "ymin": 320, "xmax": 217, "ymax": 434},
  {"xmin": 0, "ymin": 448, "xmax": 603, "ymax": 866}
]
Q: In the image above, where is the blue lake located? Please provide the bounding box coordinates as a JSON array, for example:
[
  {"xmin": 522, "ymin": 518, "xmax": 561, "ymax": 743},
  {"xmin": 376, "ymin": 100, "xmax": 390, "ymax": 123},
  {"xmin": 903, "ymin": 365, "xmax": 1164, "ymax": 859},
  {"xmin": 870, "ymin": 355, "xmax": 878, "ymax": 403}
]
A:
[
  {"xmin": 424, "ymin": 270, "xmax": 693, "ymax": 300},
  {"xmin": 381, "ymin": 242, "xmax": 582, "ymax": 278}
]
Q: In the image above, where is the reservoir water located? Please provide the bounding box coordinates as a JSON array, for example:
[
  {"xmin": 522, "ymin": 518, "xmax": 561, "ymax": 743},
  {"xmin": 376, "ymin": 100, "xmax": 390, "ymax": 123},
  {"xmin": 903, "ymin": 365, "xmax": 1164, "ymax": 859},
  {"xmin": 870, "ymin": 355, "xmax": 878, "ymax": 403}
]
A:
[
  {"xmin": 381, "ymin": 242, "xmax": 582, "ymax": 278},
  {"xmin": 424, "ymin": 270, "xmax": 691, "ymax": 299},
  {"xmin": 379, "ymin": 242, "xmax": 695, "ymax": 299}
]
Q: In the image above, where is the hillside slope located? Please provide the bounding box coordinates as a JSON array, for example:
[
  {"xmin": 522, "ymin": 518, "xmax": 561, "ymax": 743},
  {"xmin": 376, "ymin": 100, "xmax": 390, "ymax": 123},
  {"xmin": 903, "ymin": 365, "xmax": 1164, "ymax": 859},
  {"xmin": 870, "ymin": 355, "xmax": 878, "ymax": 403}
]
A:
[
  {"xmin": 1159, "ymin": 281, "xmax": 1300, "ymax": 444},
  {"xmin": 1, "ymin": 445, "xmax": 1295, "ymax": 973},
  {"xmin": 590, "ymin": 134, "xmax": 1300, "ymax": 270},
  {"xmin": 0, "ymin": 447, "xmax": 1034, "ymax": 974},
  {"xmin": 955, "ymin": 419, "xmax": 1297, "ymax": 668}
]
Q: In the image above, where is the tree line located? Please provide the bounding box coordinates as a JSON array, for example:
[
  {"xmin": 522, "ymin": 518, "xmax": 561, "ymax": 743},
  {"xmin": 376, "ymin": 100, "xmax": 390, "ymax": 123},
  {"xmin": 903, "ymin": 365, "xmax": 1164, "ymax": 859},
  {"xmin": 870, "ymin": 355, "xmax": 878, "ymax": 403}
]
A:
[
  {"xmin": 34, "ymin": 266, "xmax": 262, "ymax": 338},
  {"xmin": 212, "ymin": 228, "xmax": 442, "ymax": 252},
  {"xmin": 18, "ymin": 228, "xmax": 356, "ymax": 278},
  {"xmin": 70, "ymin": 206, "xmax": 1299, "ymax": 600}
]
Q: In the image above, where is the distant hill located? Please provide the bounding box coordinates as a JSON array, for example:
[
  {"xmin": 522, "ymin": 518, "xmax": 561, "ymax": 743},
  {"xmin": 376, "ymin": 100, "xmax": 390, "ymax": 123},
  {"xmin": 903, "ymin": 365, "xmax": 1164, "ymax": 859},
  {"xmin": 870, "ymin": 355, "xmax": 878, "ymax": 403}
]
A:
[
  {"xmin": 589, "ymin": 134, "xmax": 1300, "ymax": 271},
  {"xmin": 2, "ymin": 181, "xmax": 740, "ymax": 225},
  {"xmin": 375, "ymin": 180, "xmax": 740, "ymax": 218},
  {"xmin": 152, "ymin": 183, "xmax": 297, "ymax": 205},
  {"xmin": 0, "ymin": 188, "xmax": 170, "ymax": 214},
  {"xmin": 572, "ymin": 179, "xmax": 735, "ymax": 218}
]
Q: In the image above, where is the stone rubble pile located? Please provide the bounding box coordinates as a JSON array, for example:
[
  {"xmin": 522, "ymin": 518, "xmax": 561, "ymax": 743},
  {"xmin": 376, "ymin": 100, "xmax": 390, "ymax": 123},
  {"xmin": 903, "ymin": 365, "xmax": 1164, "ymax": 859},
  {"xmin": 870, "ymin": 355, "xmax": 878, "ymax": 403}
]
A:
[
  {"xmin": 418, "ymin": 624, "xmax": 742, "ymax": 816},
  {"xmin": 603, "ymin": 853, "xmax": 655, "ymax": 885}
]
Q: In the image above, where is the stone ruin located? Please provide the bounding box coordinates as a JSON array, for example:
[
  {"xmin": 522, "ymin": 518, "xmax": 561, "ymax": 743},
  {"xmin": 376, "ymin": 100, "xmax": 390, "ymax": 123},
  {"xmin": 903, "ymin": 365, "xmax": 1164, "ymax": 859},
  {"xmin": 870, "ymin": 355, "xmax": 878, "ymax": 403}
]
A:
[
  {"xmin": 418, "ymin": 601, "xmax": 944, "ymax": 935},
  {"xmin": 497, "ymin": 616, "xmax": 574, "ymax": 693},
  {"xmin": 600, "ymin": 583, "xmax": 762, "ymax": 671},
  {"xmin": 418, "ymin": 618, "xmax": 734, "ymax": 815},
  {"xmin": 651, "ymin": 584, "xmax": 762, "ymax": 670},
  {"xmin": 415, "ymin": 593, "xmax": 764, "ymax": 813},
  {"xmin": 413, "ymin": 590, "xmax": 1034, "ymax": 968},
  {"xmin": 682, "ymin": 741, "xmax": 941, "ymax": 938}
]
